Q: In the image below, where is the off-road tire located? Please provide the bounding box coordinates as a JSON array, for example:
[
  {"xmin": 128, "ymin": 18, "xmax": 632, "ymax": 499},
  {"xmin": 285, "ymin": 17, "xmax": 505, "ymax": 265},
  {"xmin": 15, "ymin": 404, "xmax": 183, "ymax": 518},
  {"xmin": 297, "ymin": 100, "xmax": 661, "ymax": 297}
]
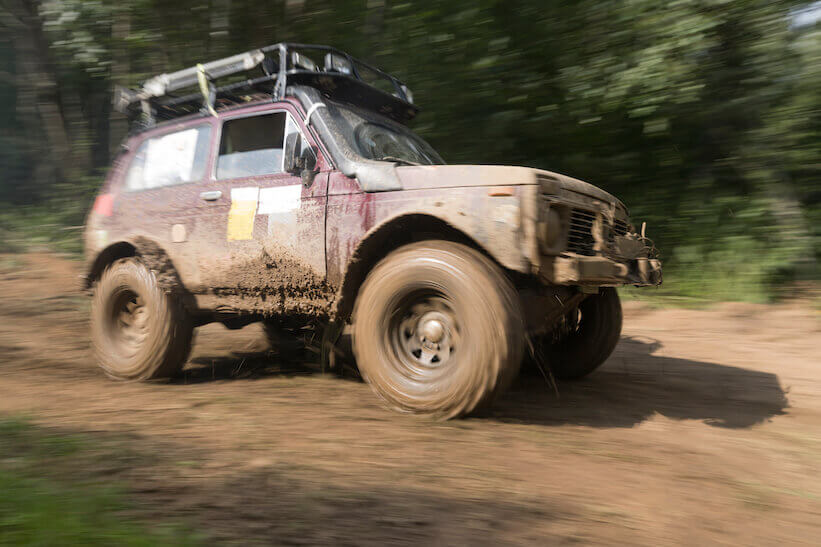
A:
[
  {"xmin": 352, "ymin": 241, "xmax": 524, "ymax": 419},
  {"xmin": 91, "ymin": 257, "xmax": 193, "ymax": 380},
  {"xmin": 539, "ymin": 288, "xmax": 622, "ymax": 380}
]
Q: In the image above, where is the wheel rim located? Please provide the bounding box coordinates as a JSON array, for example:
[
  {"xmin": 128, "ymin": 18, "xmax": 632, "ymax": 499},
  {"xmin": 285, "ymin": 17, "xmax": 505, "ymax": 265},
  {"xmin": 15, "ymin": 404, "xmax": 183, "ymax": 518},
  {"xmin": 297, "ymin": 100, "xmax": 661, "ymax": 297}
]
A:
[
  {"xmin": 106, "ymin": 288, "xmax": 149, "ymax": 358},
  {"xmin": 390, "ymin": 291, "xmax": 460, "ymax": 375}
]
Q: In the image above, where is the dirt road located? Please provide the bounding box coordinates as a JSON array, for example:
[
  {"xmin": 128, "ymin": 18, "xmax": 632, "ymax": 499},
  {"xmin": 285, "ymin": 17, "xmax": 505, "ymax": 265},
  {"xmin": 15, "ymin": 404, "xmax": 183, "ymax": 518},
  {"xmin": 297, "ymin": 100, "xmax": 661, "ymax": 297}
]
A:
[{"xmin": 1, "ymin": 253, "xmax": 819, "ymax": 545}]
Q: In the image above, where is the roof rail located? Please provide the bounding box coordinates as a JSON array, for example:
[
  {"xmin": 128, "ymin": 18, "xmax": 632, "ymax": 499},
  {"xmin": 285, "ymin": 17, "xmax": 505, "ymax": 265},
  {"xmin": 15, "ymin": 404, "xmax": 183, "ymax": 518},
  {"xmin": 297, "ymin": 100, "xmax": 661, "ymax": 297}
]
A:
[{"xmin": 114, "ymin": 43, "xmax": 418, "ymax": 128}]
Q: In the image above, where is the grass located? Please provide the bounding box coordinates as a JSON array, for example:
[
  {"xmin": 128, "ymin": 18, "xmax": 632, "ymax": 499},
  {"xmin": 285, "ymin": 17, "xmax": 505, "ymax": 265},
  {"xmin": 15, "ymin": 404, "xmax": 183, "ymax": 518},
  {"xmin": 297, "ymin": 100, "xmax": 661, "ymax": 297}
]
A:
[
  {"xmin": 0, "ymin": 417, "xmax": 200, "ymax": 546},
  {"xmin": 619, "ymin": 281, "xmax": 718, "ymax": 309},
  {"xmin": 0, "ymin": 212, "xmax": 85, "ymax": 256},
  {"xmin": 0, "ymin": 472, "xmax": 199, "ymax": 545},
  {"xmin": 0, "ymin": 190, "xmax": 94, "ymax": 256}
]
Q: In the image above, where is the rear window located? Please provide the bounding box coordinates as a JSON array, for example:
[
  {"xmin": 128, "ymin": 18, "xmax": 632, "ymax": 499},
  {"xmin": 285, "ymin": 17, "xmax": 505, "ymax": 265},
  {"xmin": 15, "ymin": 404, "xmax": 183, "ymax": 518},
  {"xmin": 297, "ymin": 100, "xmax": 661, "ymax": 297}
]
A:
[{"xmin": 124, "ymin": 125, "xmax": 212, "ymax": 191}]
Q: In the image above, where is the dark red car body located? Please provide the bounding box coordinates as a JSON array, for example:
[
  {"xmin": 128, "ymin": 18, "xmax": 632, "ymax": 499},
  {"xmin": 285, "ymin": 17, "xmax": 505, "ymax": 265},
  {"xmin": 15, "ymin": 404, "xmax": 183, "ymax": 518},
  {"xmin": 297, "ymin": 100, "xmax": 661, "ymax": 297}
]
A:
[{"xmin": 84, "ymin": 93, "xmax": 661, "ymax": 330}]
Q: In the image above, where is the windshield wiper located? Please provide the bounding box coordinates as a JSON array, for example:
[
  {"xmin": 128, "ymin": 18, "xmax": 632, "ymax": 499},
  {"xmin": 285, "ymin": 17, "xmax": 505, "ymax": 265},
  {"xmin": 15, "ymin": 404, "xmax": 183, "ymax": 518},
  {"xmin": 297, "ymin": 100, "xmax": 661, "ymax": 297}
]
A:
[{"xmin": 378, "ymin": 156, "xmax": 424, "ymax": 167}]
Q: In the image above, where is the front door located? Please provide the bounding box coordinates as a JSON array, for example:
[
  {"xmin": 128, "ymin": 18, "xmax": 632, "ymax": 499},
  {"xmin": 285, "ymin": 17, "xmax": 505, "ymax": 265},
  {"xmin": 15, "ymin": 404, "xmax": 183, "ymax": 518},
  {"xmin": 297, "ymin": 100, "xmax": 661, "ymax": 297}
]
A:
[{"xmin": 189, "ymin": 105, "xmax": 330, "ymax": 315}]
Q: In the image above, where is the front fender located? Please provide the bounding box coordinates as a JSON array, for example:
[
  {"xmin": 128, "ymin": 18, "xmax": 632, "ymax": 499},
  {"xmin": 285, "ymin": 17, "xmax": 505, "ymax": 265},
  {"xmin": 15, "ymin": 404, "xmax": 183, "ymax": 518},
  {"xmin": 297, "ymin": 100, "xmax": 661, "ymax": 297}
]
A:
[
  {"xmin": 330, "ymin": 183, "xmax": 540, "ymax": 282},
  {"xmin": 384, "ymin": 185, "xmax": 539, "ymax": 274}
]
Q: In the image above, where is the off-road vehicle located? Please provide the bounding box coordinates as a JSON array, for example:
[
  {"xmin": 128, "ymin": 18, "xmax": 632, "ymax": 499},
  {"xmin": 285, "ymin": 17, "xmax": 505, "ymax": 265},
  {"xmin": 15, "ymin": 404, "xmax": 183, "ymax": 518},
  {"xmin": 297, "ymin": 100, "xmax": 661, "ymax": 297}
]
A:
[{"xmin": 85, "ymin": 44, "xmax": 662, "ymax": 418}]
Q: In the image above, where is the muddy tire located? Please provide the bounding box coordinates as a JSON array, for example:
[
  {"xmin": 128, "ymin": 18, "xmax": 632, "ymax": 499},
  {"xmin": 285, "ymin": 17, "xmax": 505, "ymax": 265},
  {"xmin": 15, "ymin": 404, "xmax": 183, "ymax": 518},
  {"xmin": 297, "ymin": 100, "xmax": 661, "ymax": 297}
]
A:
[
  {"xmin": 352, "ymin": 241, "xmax": 524, "ymax": 419},
  {"xmin": 540, "ymin": 288, "xmax": 622, "ymax": 380},
  {"xmin": 91, "ymin": 257, "xmax": 193, "ymax": 380}
]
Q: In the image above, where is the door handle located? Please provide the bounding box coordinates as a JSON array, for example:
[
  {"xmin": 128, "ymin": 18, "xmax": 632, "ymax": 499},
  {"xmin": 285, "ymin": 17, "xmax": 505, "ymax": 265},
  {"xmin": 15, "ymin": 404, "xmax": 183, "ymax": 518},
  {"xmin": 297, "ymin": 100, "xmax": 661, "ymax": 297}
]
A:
[{"xmin": 200, "ymin": 190, "xmax": 222, "ymax": 201}]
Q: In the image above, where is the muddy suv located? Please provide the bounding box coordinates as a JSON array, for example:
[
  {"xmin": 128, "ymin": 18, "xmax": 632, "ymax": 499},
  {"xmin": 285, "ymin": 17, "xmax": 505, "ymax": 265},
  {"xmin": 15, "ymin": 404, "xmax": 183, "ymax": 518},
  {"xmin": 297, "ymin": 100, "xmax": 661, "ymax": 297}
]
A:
[{"xmin": 85, "ymin": 44, "xmax": 661, "ymax": 418}]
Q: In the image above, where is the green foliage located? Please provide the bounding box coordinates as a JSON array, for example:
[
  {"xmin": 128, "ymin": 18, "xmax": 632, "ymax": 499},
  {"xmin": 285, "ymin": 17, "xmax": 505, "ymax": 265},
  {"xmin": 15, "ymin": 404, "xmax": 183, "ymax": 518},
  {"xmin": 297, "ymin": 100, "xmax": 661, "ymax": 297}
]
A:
[
  {"xmin": 0, "ymin": 174, "xmax": 100, "ymax": 255},
  {"xmin": 0, "ymin": 0, "xmax": 818, "ymax": 300}
]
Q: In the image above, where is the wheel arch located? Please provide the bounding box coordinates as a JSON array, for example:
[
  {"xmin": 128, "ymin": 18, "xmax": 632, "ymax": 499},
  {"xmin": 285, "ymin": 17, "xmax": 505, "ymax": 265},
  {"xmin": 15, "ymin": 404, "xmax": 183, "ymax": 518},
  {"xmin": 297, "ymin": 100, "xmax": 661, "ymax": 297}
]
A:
[
  {"xmin": 333, "ymin": 213, "xmax": 507, "ymax": 321},
  {"xmin": 85, "ymin": 237, "xmax": 184, "ymax": 293},
  {"xmin": 85, "ymin": 241, "xmax": 137, "ymax": 289}
]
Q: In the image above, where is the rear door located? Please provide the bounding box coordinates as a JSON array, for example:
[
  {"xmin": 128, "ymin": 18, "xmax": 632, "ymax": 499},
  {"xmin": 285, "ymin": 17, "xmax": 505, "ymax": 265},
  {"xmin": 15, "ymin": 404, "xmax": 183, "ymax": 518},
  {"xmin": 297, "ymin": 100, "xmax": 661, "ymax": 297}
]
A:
[
  {"xmin": 111, "ymin": 121, "xmax": 216, "ymax": 286},
  {"xmin": 190, "ymin": 104, "xmax": 330, "ymax": 307}
]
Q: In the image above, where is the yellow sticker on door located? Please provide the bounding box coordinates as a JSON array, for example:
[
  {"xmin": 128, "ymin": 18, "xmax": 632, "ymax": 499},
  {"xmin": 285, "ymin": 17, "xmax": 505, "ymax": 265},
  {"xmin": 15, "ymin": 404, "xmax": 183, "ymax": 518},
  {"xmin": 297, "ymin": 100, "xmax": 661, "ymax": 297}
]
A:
[{"xmin": 227, "ymin": 187, "xmax": 259, "ymax": 241}]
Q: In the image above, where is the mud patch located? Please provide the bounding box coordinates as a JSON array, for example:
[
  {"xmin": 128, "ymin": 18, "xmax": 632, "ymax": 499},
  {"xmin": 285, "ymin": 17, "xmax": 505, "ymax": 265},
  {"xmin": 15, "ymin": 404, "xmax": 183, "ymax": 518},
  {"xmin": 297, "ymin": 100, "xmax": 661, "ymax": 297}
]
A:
[
  {"xmin": 206, "ymin": 247, "xmax": 336, "ymax": 318},
  {"xmin": 132, "ymin": 237, "xmax": 186, "ymax": 292}
]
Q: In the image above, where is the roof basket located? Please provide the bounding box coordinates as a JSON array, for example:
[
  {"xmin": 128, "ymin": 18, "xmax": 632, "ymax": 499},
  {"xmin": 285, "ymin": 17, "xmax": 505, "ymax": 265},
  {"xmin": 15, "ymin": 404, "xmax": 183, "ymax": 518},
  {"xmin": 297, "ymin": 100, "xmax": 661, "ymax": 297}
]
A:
[{"xmin": 114, "ymin": 43, "xmax": 418, "ymax": 128}]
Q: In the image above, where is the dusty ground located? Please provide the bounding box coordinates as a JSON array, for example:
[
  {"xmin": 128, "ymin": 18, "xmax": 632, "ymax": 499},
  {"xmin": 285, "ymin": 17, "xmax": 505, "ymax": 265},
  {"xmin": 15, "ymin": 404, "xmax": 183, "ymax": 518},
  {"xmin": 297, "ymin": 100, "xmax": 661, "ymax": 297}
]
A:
[{"xmin": 0, "ymin": 253, "xmax": 819, "ymax": 545}]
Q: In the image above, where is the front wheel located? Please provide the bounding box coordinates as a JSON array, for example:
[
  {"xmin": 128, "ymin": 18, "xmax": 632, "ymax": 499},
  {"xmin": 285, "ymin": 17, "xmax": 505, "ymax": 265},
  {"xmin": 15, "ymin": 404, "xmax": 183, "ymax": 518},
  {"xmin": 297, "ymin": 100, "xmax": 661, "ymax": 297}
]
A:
[
  {"xmin": 352, "ymin": 241, "xmax": 524, "ymax": 419},
  {"xmin": 91, "ymin": 257, "xmax": 193, "ymax": 380},
  {"xmin": 537, "ymin": 288, "xmax": 622, "ymax": 380}
]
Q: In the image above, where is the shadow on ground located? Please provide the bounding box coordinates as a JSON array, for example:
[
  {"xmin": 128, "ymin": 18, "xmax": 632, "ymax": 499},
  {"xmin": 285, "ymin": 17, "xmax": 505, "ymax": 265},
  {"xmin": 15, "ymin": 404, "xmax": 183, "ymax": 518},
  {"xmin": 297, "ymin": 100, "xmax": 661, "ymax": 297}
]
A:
[
  {"xmin": 181, "ymin": 335, "xmax": 788, "ymax": 429},
  {"xmin": 493, "ymin": 336, "xmax": 789, "ymax": 428}
]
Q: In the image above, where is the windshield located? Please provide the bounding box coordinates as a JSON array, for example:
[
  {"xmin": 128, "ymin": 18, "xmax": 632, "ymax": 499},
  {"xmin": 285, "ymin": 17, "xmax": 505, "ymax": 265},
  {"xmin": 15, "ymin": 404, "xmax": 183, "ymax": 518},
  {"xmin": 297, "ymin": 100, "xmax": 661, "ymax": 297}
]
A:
[{"xmin": 324, "ymin": 101, "xmax": 444, "ymax": 166}]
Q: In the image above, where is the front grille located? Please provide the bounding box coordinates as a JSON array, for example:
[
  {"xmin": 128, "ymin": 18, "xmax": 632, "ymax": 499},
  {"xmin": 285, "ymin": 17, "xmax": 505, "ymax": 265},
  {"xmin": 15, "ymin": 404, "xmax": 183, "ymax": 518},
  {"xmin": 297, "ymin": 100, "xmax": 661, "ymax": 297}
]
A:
[
  {"xmin": 567, "ymin": 209, "xmax": 598, "ymax": 256},
  {"xmin": 566, "ymin": 208, "xmax": 629, "ymax": 256}
]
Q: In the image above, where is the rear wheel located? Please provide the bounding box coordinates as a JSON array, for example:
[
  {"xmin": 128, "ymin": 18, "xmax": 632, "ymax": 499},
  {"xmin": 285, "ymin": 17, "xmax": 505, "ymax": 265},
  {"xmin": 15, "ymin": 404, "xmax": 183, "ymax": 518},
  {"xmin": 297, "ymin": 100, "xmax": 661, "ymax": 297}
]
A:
[
  {"xmin": 537, "ymin": 288, "xmax": 622, "ymax": 380},
  {"xmin": 352, "ymin": 241, "xmax": 524, "ymax": 418},
  {"xmin": 91, "ymin": 257, "xmax": 193, "ymax": 380}
]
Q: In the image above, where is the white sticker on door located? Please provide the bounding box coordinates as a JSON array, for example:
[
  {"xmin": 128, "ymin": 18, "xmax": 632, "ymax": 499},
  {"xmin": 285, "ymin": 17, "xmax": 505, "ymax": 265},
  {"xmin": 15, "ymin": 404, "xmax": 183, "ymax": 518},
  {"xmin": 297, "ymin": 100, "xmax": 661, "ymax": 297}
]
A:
[{"xmin": 257, "ymin": 185, "xmax": 302, "ymax": 215}]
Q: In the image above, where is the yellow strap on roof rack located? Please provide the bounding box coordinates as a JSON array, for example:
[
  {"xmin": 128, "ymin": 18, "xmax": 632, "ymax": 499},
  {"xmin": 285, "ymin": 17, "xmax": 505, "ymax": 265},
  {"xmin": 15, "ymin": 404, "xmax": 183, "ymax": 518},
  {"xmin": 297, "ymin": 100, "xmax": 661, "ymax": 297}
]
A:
[{"xmin": 197, "ymin": 64, "xmax": 217, "ymax": 117}]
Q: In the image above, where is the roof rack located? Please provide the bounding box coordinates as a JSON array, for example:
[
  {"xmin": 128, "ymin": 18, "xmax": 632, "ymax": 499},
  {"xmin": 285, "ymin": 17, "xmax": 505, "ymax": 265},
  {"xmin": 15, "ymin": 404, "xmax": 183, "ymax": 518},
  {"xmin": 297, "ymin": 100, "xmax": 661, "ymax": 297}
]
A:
[{"xmin": 114, "ymin": 43, "xmax": 419, "ymax": 128}]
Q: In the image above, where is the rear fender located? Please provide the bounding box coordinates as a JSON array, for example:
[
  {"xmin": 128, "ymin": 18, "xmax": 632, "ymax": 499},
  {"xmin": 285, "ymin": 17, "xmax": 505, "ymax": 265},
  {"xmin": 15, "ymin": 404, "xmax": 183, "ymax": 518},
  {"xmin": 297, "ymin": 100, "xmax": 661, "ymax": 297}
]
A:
[{"xmin": 84, "ymin": 236, "xmax": 186, "ymax": 295}]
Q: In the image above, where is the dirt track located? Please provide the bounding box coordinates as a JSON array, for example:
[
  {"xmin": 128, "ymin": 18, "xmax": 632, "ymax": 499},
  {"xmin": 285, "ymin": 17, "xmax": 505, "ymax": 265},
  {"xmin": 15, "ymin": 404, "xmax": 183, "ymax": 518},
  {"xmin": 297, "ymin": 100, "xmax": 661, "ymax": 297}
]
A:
[{"xmin": 1, "ymin": 253, "xmax": 819, "ymax": 545}]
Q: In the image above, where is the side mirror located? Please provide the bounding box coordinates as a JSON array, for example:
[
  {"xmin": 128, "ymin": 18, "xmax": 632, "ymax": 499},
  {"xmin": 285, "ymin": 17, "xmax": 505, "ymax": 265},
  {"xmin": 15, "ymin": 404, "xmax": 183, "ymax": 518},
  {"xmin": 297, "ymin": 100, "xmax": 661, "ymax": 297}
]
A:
[
  {"xmin": 300, "ymin": 146, "xmax": 319, "ymax": 187},
  {"xmin": 301, "ymin": 145, "xmax": 317, "ymax": 172},
  {"xmin": 283, "ymin": 132, "xmax": 301, "ymax": 174}
]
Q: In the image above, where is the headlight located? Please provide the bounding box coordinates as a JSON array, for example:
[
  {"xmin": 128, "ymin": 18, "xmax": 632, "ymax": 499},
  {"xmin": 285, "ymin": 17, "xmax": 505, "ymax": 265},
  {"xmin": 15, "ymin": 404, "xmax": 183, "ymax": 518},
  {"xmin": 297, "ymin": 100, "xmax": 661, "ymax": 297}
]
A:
[{"xmin": 539, "ymin": 208, "xmax": 563, "ymax": 250}]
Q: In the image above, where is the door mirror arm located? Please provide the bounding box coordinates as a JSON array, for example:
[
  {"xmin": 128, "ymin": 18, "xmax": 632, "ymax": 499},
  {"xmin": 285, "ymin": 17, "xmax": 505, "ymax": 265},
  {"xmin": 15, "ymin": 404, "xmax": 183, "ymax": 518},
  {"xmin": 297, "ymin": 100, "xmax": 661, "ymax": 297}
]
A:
[{"xmin": 285, "ymin": 133, "xmax": 319, "ymax": 186}]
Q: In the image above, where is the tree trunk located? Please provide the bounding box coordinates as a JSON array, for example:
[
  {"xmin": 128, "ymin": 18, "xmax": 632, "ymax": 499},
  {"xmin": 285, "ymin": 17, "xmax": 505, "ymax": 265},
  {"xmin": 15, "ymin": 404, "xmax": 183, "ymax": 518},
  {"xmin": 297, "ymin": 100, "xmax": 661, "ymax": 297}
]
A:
[
  {"xmin": 2, "ymin": 0, "xmax": 71, "ymax": 197},
  {"xmin": 109, "ymin": 5, "xmax": 131, "ymax": 156}
]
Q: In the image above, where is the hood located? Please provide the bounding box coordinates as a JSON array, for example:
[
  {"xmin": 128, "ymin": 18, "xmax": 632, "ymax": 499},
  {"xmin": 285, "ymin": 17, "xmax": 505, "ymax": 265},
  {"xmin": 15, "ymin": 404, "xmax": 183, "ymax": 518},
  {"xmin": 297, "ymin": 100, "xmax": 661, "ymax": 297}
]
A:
[
  {"xmin": 395, "ymin": 164, "xmax": 625, "ymax": 210},
  {"xmin": 532, "ymin": 168, "xmax": 626, "ymax": 212}
]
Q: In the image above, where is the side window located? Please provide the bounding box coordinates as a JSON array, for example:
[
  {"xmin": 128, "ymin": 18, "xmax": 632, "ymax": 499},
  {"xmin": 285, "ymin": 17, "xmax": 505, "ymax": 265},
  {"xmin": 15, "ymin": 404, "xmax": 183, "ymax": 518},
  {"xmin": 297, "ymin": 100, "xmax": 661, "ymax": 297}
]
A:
[
  {"xmin": 217, "ymin": 112, "xmax": 289, "ymax": 180},
  {"xmin": 124, "ymin": 125, "xmax": 211, "ymax": 191}
]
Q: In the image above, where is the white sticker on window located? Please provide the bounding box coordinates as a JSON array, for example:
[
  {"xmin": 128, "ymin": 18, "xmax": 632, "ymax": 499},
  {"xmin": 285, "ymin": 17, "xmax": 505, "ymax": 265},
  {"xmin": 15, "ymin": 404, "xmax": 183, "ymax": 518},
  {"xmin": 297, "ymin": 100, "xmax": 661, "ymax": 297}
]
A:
[{"xmin": 257, "ymin": 185, "xmax": 302, "ymax": 215}]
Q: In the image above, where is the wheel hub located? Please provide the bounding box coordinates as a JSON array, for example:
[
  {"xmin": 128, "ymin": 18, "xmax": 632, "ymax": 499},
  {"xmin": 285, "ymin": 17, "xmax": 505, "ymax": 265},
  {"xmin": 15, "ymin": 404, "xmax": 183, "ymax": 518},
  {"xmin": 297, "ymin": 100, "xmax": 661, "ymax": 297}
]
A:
[
  {"xmin": 110, "ymin": 290, "xmax": 148, "ymax": 351},
  {"xmin": 394, "ymin": 297, "xmax": 459, "ymax": 367},
  {"xmin": 419, "ymin": 315, "xmax": 445, "ymax": 344}
]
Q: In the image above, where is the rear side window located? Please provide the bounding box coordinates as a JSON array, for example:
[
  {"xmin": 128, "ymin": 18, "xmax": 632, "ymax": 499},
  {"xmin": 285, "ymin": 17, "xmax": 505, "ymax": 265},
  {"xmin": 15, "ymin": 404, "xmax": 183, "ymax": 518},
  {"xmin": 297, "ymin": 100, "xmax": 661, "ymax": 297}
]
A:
[
  {"xmin": 124, "ymin": 125, "xmax": 212, "ymax": 191},
  {"xmin": 217, "ymin": 112, "xmax": 288, "ymax": 180}
]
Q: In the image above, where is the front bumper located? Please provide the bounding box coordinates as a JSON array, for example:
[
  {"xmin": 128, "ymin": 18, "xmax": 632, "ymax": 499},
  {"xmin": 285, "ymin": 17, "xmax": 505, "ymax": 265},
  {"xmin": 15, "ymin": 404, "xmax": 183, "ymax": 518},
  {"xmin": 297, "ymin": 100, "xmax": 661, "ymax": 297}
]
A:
[{"xmin": 545, "ymin": 254, "xmax": 662, "ymax": 286}]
